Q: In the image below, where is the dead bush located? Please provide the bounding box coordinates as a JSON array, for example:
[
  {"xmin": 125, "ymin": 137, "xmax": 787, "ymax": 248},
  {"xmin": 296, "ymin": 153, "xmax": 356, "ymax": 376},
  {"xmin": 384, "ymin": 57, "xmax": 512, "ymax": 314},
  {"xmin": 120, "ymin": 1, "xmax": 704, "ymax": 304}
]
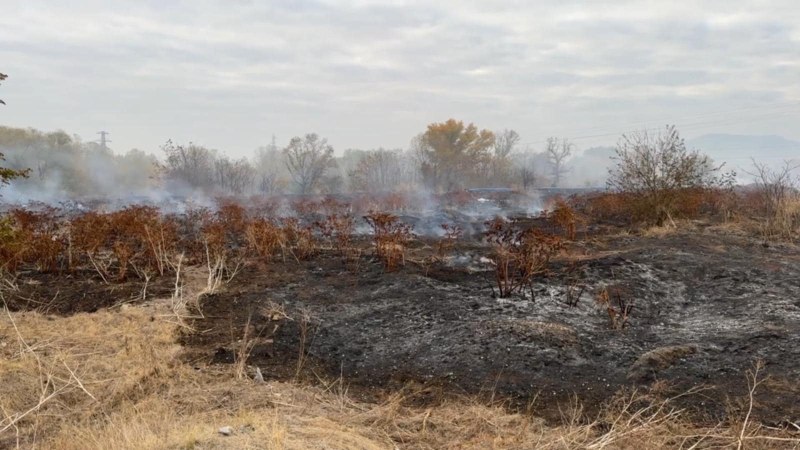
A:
[
  {"xmin": 244, "ymin": 218, "xmax": 285, "ymax": 261},
  {"xmin": 281, "ymin": 218, "xmax": 316, "ymax": 260},
  {"xmin": 437, "ymin": 223, "xmax": 463, "ymax": 259},
  {"xmin": 745, "ymin": 160, "xmax": 800, "ymax": 240},
  {"xmin": 364, "ymin": 212, "xmax": 413, "ymax": 271},
  {"xmin": 607, "ymin": 125, "xmax": 733, "ymax": 225},
  {"xmin": 103, "ymin": 206, "xmax": 177, "ymax": 281},
  {"xmin": 549, "ymin": 198, "xmax": 580, "ymax": 239},
  {"xmin": 484, "ymin": 218, "xmax": 563, "ymax": 298},
  {"xmin": 3, "ymin": 208, "xmax": 66, "ymax": 274},
  {"xmin": 314, "ymin": 213, "xmax": 354, "ymax": 255},
  {"xmin": 596, "ymin": 284, "xmax": 634, "ymax": 330}
]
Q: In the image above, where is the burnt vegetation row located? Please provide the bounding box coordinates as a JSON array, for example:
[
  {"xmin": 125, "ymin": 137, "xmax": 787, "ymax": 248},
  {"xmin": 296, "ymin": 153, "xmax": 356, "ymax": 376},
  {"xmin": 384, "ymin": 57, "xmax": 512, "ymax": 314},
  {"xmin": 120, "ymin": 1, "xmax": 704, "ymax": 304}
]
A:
[
  {"xmin": 1, "ymin": 123, "xmax": 799, "ymax": 317},
  {"xmin": 1, "ymin": 182, "xmax": 797, "ymax": 306}
]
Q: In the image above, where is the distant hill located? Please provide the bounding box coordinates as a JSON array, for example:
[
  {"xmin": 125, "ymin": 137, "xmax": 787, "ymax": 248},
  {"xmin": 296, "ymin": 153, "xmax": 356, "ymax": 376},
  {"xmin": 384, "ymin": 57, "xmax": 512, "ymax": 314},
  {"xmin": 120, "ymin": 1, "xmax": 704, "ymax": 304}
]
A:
[
  {"xmin": 567, "ymin": 135, "xmax": 800, "ymax": 187},
  {"xmin": 687, "ymin": 134, "xmax": 800, "ymax": 169}
]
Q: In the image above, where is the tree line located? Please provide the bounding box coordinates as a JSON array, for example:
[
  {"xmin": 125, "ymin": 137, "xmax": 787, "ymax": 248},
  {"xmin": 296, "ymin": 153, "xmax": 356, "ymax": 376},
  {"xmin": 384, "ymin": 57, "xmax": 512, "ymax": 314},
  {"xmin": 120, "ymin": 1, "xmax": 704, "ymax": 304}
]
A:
[{"xmin": 0, "ymin": 119, "xmax": 589, "ymax": 200}]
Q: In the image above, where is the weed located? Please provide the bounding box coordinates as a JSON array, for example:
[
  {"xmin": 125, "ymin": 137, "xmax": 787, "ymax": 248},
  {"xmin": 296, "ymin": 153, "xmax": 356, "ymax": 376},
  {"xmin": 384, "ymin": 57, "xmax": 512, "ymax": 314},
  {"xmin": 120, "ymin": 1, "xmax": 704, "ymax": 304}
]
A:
[
  {"xmin": 437, "ymin": 223, "xmax": 463, "ymax": 259},
  {"xmin": 596, "ymin": 284, "xmax": 634, "ymax": 330}
]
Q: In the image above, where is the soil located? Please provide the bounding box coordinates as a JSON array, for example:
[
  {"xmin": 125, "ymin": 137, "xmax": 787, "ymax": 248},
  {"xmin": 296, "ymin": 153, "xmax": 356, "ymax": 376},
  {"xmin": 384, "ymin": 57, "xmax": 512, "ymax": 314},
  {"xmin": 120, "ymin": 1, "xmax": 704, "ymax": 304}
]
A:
[
  {"xmin": 7, "ymin": 228, "xmax": 799, "ymax": 426},
  {"xmin": 177, "ymin": 229, "xmax": 800, "ymax": 426},
  {"xmin": 3, "ymin": 269, "xmax": 174, "ymax": 315}
]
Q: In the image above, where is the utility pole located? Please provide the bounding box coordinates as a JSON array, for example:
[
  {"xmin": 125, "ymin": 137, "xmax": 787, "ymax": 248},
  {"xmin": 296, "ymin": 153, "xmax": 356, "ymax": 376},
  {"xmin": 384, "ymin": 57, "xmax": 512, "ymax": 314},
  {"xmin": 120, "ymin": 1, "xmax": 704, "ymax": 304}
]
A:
[{"xmin": 97, "ymin": 131, "xmax": 111, "ymax": 151}]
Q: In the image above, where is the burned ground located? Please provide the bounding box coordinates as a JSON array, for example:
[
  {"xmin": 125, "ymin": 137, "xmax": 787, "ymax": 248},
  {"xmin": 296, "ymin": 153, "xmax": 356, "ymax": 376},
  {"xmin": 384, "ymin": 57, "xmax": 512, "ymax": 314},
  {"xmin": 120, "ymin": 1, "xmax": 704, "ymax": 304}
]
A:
[
  {"xmin": 177, "ymin": 230, "xmax": 800, "ymax": 426},
  {"xmin": 2, "ymin": 269, "xmax": 174, "ymax": 315}
]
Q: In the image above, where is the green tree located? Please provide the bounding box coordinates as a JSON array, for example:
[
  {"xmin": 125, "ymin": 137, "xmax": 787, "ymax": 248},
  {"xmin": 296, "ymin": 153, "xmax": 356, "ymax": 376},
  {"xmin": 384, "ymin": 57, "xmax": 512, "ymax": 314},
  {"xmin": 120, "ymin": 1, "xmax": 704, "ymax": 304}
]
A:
[{"xmin": 0, "ymin": 75, "xmax": 32, "ymax": 191}]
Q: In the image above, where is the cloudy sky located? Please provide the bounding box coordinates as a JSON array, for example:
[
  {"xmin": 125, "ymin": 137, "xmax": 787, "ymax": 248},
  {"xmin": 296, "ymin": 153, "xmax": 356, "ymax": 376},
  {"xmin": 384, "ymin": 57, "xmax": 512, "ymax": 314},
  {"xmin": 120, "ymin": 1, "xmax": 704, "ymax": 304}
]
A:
[{"xmin": 1, "ymin": 0, "xmax": 799, "ymax": 158}]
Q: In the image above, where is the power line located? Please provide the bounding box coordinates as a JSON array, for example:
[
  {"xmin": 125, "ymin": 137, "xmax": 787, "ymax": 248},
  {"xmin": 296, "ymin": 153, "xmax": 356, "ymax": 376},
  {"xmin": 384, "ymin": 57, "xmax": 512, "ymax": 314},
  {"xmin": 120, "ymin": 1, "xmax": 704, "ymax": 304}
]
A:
[
  {"xmin": 97, "ymin": 131, "xmax": 111, "ymax": 150},
  {"xmin": 519, "ymin": 101, "xmax": 800, "ymax": 149}
]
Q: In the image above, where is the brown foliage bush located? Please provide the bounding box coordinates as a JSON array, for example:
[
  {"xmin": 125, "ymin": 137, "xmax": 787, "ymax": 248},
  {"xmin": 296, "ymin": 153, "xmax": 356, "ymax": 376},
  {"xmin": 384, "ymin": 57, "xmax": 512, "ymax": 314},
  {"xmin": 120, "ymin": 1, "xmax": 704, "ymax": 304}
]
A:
[
  {"xmin": 281, "ymin": 218, "xmax": 316, "ymax": 260},
  {"xmin": 484, "ymin": 218, "xmax": 563, "ymax": 298},
  {"xmin": 364, "ymin": 212, "xmax": 413, "ymax": 271},
  {"xmin": 245, "ymin": 218, "xmax": 285, "ymax": 261},
  {"xmin": 5, "ymin": 208, "xmax": 65, "ymax": 273}
]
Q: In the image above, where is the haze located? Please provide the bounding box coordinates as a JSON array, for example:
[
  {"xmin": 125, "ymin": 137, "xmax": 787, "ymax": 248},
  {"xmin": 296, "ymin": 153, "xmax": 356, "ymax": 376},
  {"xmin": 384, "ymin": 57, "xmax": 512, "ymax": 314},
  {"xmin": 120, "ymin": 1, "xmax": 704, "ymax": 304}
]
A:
[{"xmin": 1, "ymin": 0, "xmax": 799, "ymax": 157}]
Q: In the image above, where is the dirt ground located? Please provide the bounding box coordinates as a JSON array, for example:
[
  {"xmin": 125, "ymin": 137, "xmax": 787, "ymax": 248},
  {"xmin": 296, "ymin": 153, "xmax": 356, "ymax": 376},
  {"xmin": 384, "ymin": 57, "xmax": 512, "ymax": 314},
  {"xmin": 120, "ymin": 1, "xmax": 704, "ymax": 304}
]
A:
[
  {"xmin": 3, "ymin": 268, "xmax": 174, "ymax": 315},
  {"xmin": 173, "ymin": 227, "xmax": 800, "ymax": 427}
]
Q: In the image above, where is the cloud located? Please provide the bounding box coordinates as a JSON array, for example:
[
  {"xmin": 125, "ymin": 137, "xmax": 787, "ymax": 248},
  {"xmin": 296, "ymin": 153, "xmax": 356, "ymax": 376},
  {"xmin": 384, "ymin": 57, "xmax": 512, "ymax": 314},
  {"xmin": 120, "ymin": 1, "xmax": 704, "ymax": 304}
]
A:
[{"xmin": 0, "ymin": 0, "xmax": 798, "ymax": 156}]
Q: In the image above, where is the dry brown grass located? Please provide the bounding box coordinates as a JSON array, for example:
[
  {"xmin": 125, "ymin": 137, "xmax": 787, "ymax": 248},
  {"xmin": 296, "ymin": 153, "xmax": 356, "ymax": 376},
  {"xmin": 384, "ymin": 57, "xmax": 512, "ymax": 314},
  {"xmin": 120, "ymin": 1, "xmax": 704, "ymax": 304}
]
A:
[{"xmin": 2, "ymin": 294, "xmax": 799, "ymax": 449}]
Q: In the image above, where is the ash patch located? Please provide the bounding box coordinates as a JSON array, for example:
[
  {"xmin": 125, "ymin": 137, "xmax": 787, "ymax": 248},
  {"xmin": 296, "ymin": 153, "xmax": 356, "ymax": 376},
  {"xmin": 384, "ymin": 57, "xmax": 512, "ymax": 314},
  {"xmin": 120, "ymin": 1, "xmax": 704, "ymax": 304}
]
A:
[{"xmin": 184, "ymin": 232, "xmax": 800, "ymax": 424}]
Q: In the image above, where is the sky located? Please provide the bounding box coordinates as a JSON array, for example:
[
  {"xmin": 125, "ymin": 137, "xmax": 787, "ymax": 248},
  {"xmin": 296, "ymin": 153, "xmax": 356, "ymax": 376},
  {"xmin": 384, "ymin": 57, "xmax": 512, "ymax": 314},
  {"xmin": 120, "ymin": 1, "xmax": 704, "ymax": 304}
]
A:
[{"xmin": 1, "ymin": 0, "xmax": 799, "ymax": 158}]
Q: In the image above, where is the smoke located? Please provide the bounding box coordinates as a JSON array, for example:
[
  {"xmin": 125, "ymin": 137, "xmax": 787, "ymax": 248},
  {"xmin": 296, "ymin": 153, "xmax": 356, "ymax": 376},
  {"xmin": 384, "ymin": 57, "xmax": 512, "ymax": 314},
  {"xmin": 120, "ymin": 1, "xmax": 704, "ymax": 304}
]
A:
[
  {"xmin": 565, "ymin": 146, "xmax": 615, "ymax": 188},
  {"xmin": 0, "ymin": 125, "xmax": 568, "ymax": 236}
]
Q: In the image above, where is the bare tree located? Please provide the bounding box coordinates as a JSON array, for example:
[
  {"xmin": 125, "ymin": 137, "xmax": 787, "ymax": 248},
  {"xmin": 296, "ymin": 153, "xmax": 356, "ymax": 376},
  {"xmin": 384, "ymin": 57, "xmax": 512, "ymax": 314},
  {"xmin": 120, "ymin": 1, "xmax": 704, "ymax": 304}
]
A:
[
  {"xmin": 494, "ymin": 129, "xmax": 519, "ymax": 160},
  {"xmin": 283, "ymin": 133, "xmax": 335, "ymax": 194},
  {"xmin": 162, "ymin": 140, "xmax": 216, "ymax": 190},
  {"xmin": 493, "ymin": 129, "xmax": 519, "ymax": 184},
  {"xmin": 545, "ymin": 137, "xmax": 573, "ymax": 187},
  {"xmin": 214, "ymin": 156, "xmax": 255, "ymax": 194},
  {"xmin": 253, "ymin": 139, "xmax": 285, "ymax": 194},
  {"xmin": 349, "ymin": 148, "xmax": 410, "ymax": 191}
]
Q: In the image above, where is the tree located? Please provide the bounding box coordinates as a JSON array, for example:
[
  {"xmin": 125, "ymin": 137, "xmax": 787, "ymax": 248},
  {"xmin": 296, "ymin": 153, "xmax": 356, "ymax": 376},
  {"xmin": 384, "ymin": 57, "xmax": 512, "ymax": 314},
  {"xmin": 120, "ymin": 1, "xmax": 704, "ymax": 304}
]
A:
[
  {"xmin": 607, "ymin": 125, "xmax": 727, "ymax": 224},
  {"xmin": 283, "ymin": 133, "xmax": 335, "ymax": 194},
  {"xmin": 0, "ymin": 73, "xmax": 7, "ymax": 105},
  {"xmin": 415, "ymin": 119, "xmax": 495, "ymax": 191},
  {"xmin": 349, "ymin": 148, "xmax": 409, "ymax": 191},
  {"xmin": 494, "ymin": 129, "xmax": 519, "ymax": 160},
  {"xmin": 545, "ymin": 137, "xmax": 573, "ymax": 187},
  {"xmin": 161, "ymin": 140, "xmax": 216, "ymax": 191},
  {"xmin": 0, "ymin": 81, "xmax": 34, "ymax": 190},
  {"xmin": 214, "ymin": 156, "xmax": 255, "ymax": 194},
  {"xmin": 253, "ymin": 138, "xmax": 287, "ymax": 194},
  {"xmin": 492, "ymin": 129, "xmax": 519, "ymax": 184}
]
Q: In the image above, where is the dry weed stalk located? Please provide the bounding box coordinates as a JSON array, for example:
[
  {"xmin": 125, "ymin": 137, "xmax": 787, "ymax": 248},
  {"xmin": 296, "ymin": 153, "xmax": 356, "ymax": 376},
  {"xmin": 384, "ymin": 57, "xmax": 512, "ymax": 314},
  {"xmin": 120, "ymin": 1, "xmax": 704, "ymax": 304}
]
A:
[
  {"xmin": 436, "ymin": 223, "xmax": 463, "ymax": 260},
  {"xmin": 233, "ymin": 313, "xmax": 255, "ymax": 380},
  {"xmin": 294, "ymin": 309, "xmax": 314, "ymax": 381},
  {"xmin": 596, "ymin": 285, "xmax": 634, "ymax": 330},
  {"xmin": 0, "ymin": 296, "xmax": 95, "ymax": 442}
]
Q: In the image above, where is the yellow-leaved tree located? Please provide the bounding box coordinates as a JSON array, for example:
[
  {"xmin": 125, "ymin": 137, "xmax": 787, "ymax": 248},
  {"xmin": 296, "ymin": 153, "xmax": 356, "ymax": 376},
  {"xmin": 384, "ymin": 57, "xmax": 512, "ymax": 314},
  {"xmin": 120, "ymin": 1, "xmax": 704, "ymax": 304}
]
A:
[{"xmin": 413, "ymin": 119, "xmax": 495, "ymax": 191}]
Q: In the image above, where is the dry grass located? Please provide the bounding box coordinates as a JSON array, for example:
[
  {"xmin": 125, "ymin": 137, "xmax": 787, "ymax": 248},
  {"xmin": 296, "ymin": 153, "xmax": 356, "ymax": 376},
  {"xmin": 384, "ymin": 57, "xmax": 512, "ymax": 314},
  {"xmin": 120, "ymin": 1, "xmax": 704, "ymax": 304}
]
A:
[{"xmin": 2, "ymin": 295, "xmax": 799, "ymax": 449}]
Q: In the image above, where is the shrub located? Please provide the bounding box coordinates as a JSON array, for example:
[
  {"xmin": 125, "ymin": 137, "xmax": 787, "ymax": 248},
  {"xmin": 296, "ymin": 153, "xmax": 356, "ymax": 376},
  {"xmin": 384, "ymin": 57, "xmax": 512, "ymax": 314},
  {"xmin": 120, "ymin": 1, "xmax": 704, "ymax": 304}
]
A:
[
  {"xmin": 745, "ymin": 160, "xmax": 800, "ymax": 240},
  {"xmin": 607, "ymin": 125, "xmax": 733, "ymax": 225},
  {"xmin": 364, "ymin": 212, "xmax": 413, "ymax": 271},
  {"xmin": 549, "ymin": 199, "xmax": 579, "ymax": 240},
  {"xmin": 437, "ymin": 223, "xmax": 462, "ymax": 259},
  {"xmin": 282, "ymin": 218, "xmax": 316, "ymax": 260},
  {"xmin": 484, "ymin": 218, "xmax": 563, "ymax": 298},
  {"xmin": 10, "ymin": 207, "xmax": 65, "ymax": 273},
  {"xmin": 245, "ymin": 218, "xmax": 285, "ymax": 261}
]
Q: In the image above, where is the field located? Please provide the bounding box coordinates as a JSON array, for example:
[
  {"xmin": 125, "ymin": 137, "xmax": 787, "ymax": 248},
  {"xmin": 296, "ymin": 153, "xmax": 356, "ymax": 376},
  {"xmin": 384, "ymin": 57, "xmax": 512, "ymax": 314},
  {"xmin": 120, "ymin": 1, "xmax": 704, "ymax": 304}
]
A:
[{"xmin": 1, "ymin": 190, "xmax": 799, "ymax": 449}]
